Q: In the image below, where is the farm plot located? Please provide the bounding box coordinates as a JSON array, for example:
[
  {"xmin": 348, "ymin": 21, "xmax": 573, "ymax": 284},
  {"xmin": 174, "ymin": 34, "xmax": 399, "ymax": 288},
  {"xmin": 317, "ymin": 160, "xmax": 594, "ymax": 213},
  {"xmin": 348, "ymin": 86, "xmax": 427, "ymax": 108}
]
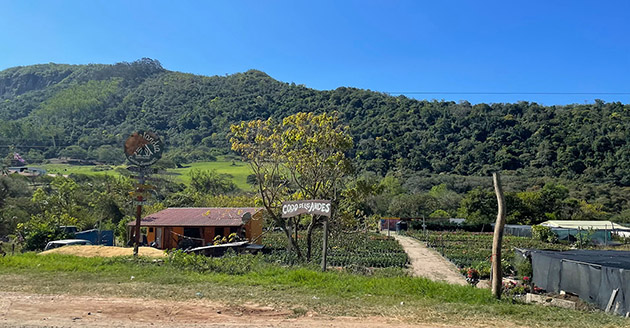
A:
[
  {"xmin": 406, "ymin": 230, "xmax": 569, "ymax": 277},
  {"xmin": 261, "ymin": 232, "xmax": 409, "ymax": 268}
]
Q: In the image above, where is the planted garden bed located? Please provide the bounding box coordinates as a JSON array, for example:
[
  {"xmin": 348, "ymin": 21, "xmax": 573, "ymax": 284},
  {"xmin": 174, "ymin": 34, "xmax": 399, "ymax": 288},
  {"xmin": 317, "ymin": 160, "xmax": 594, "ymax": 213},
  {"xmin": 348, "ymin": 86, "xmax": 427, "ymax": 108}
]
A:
[
  {"xmin": 261, "ymin": 232, "xmax": 409, "ymax": 268},
  {"xmin": 406, "ymin": 230, "xmax": 569, "ymax": 277}
]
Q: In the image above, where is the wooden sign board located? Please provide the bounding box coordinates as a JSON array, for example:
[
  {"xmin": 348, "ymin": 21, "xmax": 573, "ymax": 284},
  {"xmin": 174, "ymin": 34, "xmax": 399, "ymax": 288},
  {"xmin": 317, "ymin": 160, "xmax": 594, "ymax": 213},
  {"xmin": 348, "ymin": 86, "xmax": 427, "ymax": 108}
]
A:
[
  {"xmin": 282, "ymin": 200, "xmax": 331, "ymax": 218},
  {"xmin": 124, "ymin": 131, "xmax": 164, "ymax": 167}
]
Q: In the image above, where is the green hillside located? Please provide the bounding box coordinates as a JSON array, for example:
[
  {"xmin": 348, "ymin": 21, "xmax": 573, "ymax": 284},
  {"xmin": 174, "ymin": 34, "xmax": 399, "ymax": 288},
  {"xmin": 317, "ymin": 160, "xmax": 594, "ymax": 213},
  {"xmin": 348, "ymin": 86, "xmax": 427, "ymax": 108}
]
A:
[{"xmin": 1, "ymin": 58, "xmax": 630, "ymax": 187}]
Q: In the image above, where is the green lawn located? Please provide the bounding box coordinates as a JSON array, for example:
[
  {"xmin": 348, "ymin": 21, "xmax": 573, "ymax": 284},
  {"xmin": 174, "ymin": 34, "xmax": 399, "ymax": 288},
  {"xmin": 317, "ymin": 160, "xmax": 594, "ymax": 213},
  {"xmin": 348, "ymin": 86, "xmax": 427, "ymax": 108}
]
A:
[
  {"xmin": 38, "ymin": 157, "xmax": 253, "ymax": 191},
  {"xmin": 40, "ymin": 163, "xmax": 124, "ymax": 177},
  {"xmin": 169, "ymin": 158, "xmax": 252, "ymax": 190},
  {"xmin": 0, "ymin": 253, "xmax": 627, "ymax": 328}
]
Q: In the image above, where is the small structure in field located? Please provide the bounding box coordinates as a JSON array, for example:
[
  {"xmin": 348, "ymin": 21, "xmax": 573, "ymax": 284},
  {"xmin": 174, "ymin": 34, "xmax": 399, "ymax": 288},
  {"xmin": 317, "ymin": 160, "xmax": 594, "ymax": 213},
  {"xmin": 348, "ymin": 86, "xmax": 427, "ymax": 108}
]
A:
[
  {"xmin": 127, "ymin": 207, "xmax": 264, "ymax": 249},
  {"xmin": 540, "ymin": 220, "xmax": 630, "ymax": 245}
]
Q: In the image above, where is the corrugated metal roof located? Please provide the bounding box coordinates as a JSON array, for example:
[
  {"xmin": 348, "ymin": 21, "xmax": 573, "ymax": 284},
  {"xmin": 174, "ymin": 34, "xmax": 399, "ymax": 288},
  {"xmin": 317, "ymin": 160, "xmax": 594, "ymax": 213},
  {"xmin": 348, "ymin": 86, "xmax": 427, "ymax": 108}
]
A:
[{"xmin": 128, "ymin": 207, "xmax": 264, "ymax": 227}]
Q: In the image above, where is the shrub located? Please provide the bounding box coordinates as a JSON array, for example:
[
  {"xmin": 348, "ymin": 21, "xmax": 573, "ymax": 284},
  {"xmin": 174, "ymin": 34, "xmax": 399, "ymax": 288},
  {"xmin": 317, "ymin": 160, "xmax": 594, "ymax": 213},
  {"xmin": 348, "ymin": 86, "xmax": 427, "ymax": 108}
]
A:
[
  {"xmin": 513, "ymin": 255, "xmax": 532, "ymax": 278},
  {"xmin": 531, "ymin": 225, "xmax": 557, "ymax": 243},
  {"xmin": 19, "ymin": 222, "xmax": 74, "ymax": 251},
  {"xmin": 165, "ymin": 249, "xmax": 259, "ymax": 275}
]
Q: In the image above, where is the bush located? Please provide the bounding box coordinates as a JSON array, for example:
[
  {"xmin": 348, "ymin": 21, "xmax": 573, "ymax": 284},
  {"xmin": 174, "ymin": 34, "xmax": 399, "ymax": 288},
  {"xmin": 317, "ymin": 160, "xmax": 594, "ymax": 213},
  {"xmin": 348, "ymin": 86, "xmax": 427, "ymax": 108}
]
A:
[
  {"xmin": 531, "ymin": 225, "xmax": 557, "ymax": 243},
  {"xmin": 20, "ymin": 222, "xmax": 74, "ymax": 251},
  {"xmin": 59, "ymin": 145, "xmax": 88, "ymax": 160},
  {"xmin": 165, "ymin": 249, "xmax": 259, "ymax": 275},
  {"xmin": 409, "ymin": 220, "xmax": 492, "ymax": 232},
  {"xmin": 116, "ymin": 216, "xmax": 135, "ymax": 246},
  {"xmin": 513, "ymin": 254, "xmax": 532, "ymax": 278}
]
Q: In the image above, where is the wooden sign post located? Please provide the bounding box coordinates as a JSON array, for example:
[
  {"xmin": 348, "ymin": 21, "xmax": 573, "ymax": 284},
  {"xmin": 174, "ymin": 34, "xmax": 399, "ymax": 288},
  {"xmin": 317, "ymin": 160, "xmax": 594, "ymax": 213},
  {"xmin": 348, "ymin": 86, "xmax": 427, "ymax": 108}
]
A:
[
  {"xmin": 124, "ymin": 131, "xmax": 163, "ymax": 257},
  {"xmin": 281, "ymin": 200, "xmax": 332, "ymax": 271}
]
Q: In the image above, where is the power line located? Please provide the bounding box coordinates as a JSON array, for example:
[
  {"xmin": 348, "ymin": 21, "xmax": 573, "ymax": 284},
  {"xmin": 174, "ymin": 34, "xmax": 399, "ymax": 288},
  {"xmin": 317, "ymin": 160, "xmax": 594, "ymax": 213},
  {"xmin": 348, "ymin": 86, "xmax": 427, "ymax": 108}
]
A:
[
  {"xmin": 385, "ymin": 92, "xmax": 630, "ymax": 95},
  {"xmin": 0, "ymin": 145, "xmax": 59, "ymax": 148}
]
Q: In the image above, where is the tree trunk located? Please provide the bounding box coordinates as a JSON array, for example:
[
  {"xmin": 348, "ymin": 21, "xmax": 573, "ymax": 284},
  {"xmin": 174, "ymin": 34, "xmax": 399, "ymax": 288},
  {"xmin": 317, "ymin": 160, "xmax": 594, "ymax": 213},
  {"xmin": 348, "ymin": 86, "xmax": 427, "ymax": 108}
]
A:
[
  {"xmin": 491, "ymin": 172, "xmax": 506, "ymax": 299},
  {"xmin": 305, "ymin": 217, "xmax": 317, "ymax": 262},
  {"xmin": 282, "ymin": 220, "xmax": 302, "ymax": 259},
  {"xmin": 293, "ymin": 218, "xmax": 302, "ymax": 258}
]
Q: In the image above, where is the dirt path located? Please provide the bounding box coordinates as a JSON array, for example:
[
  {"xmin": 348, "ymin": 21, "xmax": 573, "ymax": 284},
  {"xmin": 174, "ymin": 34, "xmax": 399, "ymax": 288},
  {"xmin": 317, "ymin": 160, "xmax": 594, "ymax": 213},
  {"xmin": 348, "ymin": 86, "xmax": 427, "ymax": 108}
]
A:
[
  {"xmin": 391, "ymin": 234, "xmax": 467, "ymax": 285},
  {"xmin": 0, "ymin": 291, "xmax": 464, "ymax": 328}
]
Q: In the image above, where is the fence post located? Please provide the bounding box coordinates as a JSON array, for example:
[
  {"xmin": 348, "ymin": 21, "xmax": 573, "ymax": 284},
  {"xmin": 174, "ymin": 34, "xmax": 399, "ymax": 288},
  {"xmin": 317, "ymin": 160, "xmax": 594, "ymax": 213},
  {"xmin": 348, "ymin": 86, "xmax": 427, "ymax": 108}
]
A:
[
  {"xmin": 491, "ymin": 172, "xmax": 506, "ymax": 300},
  {"xmin": 321, "ymin": 217, "xmax": 329, "ymax": 272},
  {"xmin": 423, "ymin": 216, "xmax": 427, "ymax": 240}
]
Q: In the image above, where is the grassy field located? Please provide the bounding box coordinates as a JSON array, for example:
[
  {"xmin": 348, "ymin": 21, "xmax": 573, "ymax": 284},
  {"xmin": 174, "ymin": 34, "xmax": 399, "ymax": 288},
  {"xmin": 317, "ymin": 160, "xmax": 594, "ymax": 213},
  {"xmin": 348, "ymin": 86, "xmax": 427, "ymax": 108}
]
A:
[
  {"xmin": 0, "ymin": 253, "xmax": 627, "ymax": 327},
  {"xmin": 40, "ymin": 163, "xmax": 124, "ymax": 177},
  {"xmin": 169, "ymin": 159, "xmax": 252, "ymax": 190},
  {"xmin": 38, "ymin": 157, "xmax": 253, "ymax": 190}
]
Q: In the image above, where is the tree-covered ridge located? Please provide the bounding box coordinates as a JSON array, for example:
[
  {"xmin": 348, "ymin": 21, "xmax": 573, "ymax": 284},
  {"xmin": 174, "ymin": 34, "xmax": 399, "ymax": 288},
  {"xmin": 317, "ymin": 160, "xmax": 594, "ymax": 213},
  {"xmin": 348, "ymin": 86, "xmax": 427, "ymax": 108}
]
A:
[{"xmin": 1, "ymin": 59, "xmax": 630, "ymax": 186}]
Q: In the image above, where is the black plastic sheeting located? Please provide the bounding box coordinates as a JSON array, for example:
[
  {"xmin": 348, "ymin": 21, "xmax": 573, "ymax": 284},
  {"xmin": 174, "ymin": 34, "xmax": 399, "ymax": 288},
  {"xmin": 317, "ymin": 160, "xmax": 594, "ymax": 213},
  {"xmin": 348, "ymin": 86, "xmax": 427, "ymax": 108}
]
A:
[{"xmin": 522, "ymin": 249, "xmax": 630, "ymax": 315}]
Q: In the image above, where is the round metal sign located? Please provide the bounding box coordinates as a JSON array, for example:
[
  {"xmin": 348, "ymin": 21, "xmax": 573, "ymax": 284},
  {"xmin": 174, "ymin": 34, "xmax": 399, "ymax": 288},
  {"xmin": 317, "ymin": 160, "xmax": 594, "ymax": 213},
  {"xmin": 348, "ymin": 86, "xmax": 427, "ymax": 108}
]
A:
[{"xmin": 124, "ymin": 131, "xmax": 164, "ymax": 167}]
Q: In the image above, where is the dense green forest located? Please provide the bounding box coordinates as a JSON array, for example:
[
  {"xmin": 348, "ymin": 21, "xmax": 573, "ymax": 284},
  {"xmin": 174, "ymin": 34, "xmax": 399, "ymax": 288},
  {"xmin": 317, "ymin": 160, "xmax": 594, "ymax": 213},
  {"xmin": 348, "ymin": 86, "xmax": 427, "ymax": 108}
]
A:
[
  {"xmin": 2, "ymin": 59, "xmax": 630, "ymax": 243},
  {"xmin": 2, "ymin": 58, "xmax": 630, "ymax": 185}
]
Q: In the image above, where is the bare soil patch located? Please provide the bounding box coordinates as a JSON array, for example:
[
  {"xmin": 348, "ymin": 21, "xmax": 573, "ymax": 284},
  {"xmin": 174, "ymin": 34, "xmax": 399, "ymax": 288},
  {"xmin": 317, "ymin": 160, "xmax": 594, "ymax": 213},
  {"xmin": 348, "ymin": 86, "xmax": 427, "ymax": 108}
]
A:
[
  {"xmin": 391, "ymin": 234, "xmax": 467, "ymax": 285},
  {"xmin": 0, "ymin": 291, "xmax": 460, "ymax": 328},
  {"xmin": 39, "ymin": 245, "xmax": 167, "ymax": 258}
]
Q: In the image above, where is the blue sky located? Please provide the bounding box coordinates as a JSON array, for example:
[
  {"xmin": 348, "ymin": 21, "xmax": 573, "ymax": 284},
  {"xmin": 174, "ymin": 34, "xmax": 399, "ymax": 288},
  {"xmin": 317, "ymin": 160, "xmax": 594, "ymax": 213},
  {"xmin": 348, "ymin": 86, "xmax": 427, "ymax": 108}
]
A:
[{"xmin": 1, "ymin": 0, "xmax": 629, "ymax": 105}]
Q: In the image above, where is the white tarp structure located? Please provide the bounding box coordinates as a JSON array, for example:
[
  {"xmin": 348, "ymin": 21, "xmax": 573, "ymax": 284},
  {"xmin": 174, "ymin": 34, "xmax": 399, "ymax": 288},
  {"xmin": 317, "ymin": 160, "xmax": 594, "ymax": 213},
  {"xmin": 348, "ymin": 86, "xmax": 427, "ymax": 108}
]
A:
[
  {"xmin": 541, "ymin": 220, "xmax": 628, "ymax": 230},
  {"xmin": 540, "ymin": 220, "xmax": 630, "ymax": 238}
]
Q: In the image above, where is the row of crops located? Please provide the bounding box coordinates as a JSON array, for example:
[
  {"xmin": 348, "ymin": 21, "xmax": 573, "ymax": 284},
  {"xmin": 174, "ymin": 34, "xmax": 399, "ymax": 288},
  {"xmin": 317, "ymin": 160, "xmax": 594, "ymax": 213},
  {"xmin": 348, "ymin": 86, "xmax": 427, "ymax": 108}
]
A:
[
  {"xmin": 261, "ymin": 231, "xmax": 410, "ymax": 268},
  {"xmin": 406, "ymin": 230, "xmax": 569, "ymax": 277}
]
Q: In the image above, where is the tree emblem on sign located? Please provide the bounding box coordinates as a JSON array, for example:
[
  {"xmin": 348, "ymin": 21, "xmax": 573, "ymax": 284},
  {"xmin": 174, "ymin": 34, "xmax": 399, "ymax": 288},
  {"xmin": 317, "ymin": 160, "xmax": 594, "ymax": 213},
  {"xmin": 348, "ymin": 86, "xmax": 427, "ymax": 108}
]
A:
[{"xmin": 124, "ymin": 131, "xmax": 164, "ymax": 167}]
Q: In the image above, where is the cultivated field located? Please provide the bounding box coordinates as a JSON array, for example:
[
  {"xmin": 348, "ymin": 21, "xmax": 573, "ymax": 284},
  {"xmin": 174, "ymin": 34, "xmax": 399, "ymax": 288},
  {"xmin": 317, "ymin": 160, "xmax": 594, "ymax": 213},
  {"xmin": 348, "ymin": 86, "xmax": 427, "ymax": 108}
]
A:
[
  {"xmin": 261, "ymin": 232, "xmax": 409, "ymax": 269},
  {"xmin": 406, "ymin": 230, "xmax": 569, "ymax": 278}
]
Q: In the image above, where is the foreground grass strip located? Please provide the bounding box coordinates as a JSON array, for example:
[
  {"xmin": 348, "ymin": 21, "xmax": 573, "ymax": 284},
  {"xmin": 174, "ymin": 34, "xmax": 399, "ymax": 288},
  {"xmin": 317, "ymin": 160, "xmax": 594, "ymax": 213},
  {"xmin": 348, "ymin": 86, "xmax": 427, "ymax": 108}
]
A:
[{"xmin": 0, "ymin": 253, "xmax": 627, "ymax": 328}]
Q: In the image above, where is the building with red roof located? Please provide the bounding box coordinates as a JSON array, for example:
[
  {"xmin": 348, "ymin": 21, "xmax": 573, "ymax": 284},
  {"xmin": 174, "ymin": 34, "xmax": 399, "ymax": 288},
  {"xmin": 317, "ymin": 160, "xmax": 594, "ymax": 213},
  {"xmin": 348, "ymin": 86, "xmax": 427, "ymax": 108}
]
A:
[{"xmin": 127, "ymin": 207, "xmax": 264, "ymax": 249}]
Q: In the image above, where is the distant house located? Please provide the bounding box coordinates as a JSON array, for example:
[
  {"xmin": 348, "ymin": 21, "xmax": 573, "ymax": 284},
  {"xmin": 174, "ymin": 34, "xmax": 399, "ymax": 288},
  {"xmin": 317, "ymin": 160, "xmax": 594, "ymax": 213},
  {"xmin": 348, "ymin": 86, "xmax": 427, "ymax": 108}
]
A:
[
  {"xmin": 7, "ymin": 166, "xmax": 47, "ymax": 177},
  {"xmin": 127, "ymin": 207, "xmax": 264, "ymax": 249}
]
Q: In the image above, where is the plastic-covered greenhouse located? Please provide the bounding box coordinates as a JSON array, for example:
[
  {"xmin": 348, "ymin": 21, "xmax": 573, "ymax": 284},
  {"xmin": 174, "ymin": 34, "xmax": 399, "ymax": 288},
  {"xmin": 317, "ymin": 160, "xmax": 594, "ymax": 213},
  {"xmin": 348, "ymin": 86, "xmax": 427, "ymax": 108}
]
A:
[
  {"xmin": 518, "ymin": 249, "xmax": 630, "ymax": 316},
  {"xmin": 540, "ymin": 220, "xmax": 630, "ymax": 245}
]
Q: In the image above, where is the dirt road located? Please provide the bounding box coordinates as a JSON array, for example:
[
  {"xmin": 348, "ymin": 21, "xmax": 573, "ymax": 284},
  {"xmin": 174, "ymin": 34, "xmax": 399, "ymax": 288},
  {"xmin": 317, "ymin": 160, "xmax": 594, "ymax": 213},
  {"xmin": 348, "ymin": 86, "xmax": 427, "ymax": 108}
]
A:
[
  {"xmin": 0, "ymin": 292, "xmax": 465, "ymax": 328},
  {"xmin": 391, "ymin": 234, "xmax": 467, "ymax": 285}
]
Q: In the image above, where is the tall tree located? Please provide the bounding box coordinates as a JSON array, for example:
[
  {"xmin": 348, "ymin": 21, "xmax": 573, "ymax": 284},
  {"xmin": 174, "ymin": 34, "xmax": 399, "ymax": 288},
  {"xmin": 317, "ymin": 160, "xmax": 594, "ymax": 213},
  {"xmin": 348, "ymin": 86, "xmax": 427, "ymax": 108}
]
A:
[
  {"xmin": 281, "ymin": 112, "xmax": 353, "ymax": 261},
  {"xmin": 231, "ymin": 112, "xmax": 353, "ymax": 261},
  {"xmin": 231, "ymin": 118, "xmax": 300, "ymax": 256}
]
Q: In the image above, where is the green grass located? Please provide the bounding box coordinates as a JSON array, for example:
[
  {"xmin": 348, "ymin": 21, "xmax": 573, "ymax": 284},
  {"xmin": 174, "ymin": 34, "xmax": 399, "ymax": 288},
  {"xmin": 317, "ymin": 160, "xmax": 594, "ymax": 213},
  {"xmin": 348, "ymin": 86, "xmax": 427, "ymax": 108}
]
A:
[
  {"xmin": 40, "ymin": 163, "xmax": 125, "ymax": 177},
  {"xmin": 0, "ymin": 253, "xmax": 627, "ymax": 327},
  {"xmin": 0, "ymin": 241, "xmax": 20, "ymax": 255},
  {"xmin": 39, "ymin": 156, "xmax": 253, "ymax": 190},
  {"xmin": 170, "ymin": 158, "xmax": 252, "ymax": 190}
]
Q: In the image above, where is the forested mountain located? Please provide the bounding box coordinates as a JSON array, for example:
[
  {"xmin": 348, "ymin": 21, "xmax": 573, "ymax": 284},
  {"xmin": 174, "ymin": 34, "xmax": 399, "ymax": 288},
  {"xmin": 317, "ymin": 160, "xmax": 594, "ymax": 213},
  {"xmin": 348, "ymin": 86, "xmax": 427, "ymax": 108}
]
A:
[{"xmin": 2, "ymin": 58, "xmax": 630, "ymax": 186}]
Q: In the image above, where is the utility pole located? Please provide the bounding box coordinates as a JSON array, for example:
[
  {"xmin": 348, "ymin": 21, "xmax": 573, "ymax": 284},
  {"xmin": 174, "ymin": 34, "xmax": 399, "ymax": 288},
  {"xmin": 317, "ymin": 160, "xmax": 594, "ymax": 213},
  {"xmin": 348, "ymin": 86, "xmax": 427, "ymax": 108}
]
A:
[{"xmin": 491, "ymin": 172, "xmax": 506, "ymax": 299}]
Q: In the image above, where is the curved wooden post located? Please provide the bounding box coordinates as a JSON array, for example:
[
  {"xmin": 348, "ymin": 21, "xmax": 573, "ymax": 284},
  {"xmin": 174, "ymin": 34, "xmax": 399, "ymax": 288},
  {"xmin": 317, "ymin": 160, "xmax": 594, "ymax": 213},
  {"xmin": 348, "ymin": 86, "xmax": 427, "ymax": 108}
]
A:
[{"xmin": 491, "ymin": 172, "xmax": 506, "ymax": 299}]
